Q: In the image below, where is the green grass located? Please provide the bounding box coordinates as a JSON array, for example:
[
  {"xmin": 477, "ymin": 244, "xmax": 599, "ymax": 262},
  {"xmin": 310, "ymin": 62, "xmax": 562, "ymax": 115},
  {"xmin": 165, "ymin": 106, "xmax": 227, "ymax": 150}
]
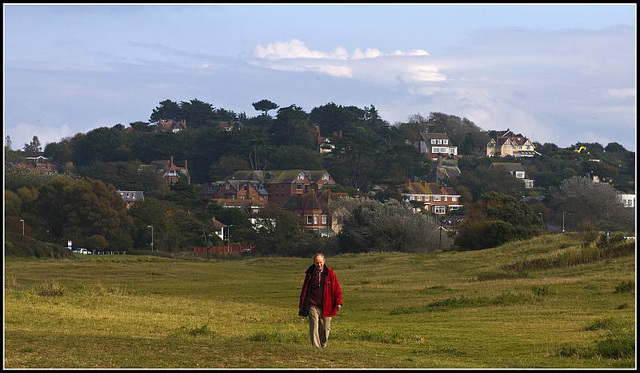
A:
[{"xmin": 4, "ymin": 233, "xmax": 636, "ymax": 368}]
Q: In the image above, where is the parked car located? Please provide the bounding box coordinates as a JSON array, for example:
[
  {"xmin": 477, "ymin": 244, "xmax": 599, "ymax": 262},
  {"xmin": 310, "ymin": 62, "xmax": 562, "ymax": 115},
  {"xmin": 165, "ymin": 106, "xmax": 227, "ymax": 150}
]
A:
[{"xmin": 72, "ymin": 248, "xmax": 92, "ymax": 255}]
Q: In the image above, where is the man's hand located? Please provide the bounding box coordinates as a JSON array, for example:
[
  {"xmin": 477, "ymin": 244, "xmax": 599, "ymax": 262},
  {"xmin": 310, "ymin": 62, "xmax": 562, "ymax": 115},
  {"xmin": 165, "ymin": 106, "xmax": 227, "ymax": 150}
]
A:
[{"xmin": 337, "ymin": 305, "xmax": 342, "ymax": 312}]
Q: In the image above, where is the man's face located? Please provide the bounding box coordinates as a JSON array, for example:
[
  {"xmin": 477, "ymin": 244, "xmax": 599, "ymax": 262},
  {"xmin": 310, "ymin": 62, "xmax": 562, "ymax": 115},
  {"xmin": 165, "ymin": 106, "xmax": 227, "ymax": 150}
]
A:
[{"xmin": 314, "ymin": 256, "xmax": 325, "ymax": 271}]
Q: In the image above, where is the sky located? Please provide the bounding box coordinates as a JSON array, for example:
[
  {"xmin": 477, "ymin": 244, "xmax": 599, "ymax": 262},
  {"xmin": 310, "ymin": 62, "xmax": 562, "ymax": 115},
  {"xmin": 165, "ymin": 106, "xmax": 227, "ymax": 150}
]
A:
[{"xmin": 3, "ymin": 4, "xmax": 637, "ymax": 151}]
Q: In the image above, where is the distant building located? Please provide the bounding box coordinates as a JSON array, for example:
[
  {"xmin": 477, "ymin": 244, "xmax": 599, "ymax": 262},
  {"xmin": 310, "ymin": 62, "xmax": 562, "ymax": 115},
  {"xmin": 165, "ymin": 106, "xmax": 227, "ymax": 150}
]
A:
[
  {"xmin": 486, "ymin": 129, "xmax": 539, "ymax": 157},
  {"xmin": 138, "ymin": 156, "xmax": 190, "ymax": 186},
  {"xmin": 488, "ymin": 162, "xmax": 535, "ymax": 188},
  {"xmin": 117, "ymin": 190, "xmax": 145, "ymax": 209},
  {"xmin": 153, "ymin": 119, "xmax": 187, "ymax": 133},
  {"xmin": 402, "ymin": 181, "xmax": 462, "ymax": 215},
  {"xmin": 618, "ymin": 193, "xmax": 635, "ymax": 208},
  {"xmin": 415, "ymin": 132, "xmax": 458, "ymax": 158}
]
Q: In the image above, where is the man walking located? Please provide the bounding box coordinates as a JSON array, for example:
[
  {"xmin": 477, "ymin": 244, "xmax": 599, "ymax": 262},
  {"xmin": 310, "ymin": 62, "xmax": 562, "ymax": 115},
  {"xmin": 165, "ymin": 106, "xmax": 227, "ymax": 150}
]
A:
[{"xmin": 298, "ymin": 252, "xmax": 343, "ymax": 348}]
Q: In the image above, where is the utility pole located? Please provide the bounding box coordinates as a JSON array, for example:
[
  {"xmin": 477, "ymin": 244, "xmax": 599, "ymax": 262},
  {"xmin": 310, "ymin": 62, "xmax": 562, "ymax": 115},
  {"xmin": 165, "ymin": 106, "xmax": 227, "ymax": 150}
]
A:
[
  {"xmin": 20, "ymin": 219, "xmax": 25, "ymax": 236},
  {"xmin": 148, "ymin": 225, "xmax": 154, "ymax": 252}
]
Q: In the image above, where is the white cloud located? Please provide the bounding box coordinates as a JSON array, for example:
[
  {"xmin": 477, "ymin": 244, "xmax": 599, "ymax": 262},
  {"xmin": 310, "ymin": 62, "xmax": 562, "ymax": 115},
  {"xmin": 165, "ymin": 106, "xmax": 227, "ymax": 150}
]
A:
[
  {"xmin": 253, "ymin": 39, "xmax": 350, "ymax": 60},
  {"xmin": 606, "ymin": 88, "xmax": 635, "ymax": 98},
  {"xmin": 253, "ymin": 39, "xmax": 429, "ymax": 61},
  {"xmin": 352, "ymin": 47, "xmax": 384, "ymax": 59},
  {"xmin": 9, "ymin": 122, "xmax": 74, "ymax": 150}
]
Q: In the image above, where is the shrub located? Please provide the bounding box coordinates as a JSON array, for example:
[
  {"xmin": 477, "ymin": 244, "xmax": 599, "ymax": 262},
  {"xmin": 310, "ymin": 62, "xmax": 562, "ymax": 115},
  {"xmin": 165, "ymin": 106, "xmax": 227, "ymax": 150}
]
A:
[
  {"xmin": 455, "ymin": 220, "xmax": 518, "ymax": 250},
  {"xmin": 613, "ymin": 280, "xmax": 634, "ymax": 294},
  {"xmin": 594, "ymin": 330, "xmax": 635, "ymax": 359},
  {"xmin": 36, "ymin": 282, "xmax": 65, "ymax": 297}
]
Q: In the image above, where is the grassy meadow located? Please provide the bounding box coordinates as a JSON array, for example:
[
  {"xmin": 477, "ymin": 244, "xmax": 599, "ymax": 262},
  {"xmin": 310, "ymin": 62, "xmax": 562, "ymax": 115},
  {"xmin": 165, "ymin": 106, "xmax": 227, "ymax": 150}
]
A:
[{"xmin": 4, "ymin": 233, "xmax": 636, "ymax": 368}]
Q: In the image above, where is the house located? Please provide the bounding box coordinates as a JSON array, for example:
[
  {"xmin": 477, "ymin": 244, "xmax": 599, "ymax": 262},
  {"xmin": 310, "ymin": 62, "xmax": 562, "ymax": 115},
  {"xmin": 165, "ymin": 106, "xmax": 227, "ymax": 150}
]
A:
[
  {"xmin": 153, "ymin": 119, "xmax": 187, "ymax": 133},
  {"xmin": 116, "ymin": 190, "xmax": 145, "ymax": 209},
  {"xmin": 138, "ymin": 156, "xmax": 190, "ymax": 186},
  {"xmin": 284, "ymin": 189, "xmax": 348, "ymax": 237},
  {"xmin": 222, "ymin": 169, "xmax": 335, "ymax": 206},
  {"xmin": 401, "ymin": 181, "xmax": 462, "ymax": 215},
  {"xmin": 488, "ymin": 162, "xmax": 535, "ymax": 188},
  {"xmin": 14, "ymin": 151, "xmax": 58, "ymax": 174},
  {"xmin": 415, "ymin": 132, "xmax": 458, "ymax": 158},
  {"xmin": 617, "ymin": 193, "xmax": 636, "ymax": 208},
  {"xmin": 486, "ymin": 129, "xmax": 539, "ymax": 157},
  {"xmin": 211, "ymin": 180, "xmax": 268, "ymax": 205},
  {"xmin": 315, "ymin": 127, "xmax": 342, "ymax": 154},
  {"xmin": 219, "ymin": 119, "xmax": 243, "ymax": 132}
]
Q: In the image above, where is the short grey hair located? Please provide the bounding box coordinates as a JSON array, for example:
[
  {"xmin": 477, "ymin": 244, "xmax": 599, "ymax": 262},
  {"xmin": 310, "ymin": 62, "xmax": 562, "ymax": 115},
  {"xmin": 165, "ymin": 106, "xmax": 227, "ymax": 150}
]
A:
[{"xmin": 313, "ymin": 252, "xmax": 325, "ymax": 261}]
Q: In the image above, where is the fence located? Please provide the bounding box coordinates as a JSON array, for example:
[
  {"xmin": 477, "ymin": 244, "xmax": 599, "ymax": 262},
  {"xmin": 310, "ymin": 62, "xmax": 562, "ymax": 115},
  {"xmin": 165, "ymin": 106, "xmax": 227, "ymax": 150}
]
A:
[{"xmin": 193, "ymin": 245, "xmax": 255, "ymax": 255}]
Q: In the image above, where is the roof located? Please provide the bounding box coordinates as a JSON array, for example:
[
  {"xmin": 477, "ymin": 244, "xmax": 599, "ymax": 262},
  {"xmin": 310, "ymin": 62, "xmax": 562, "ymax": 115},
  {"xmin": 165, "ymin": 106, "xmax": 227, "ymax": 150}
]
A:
[
  {"xmin": 419, "ymin": 132, "xmax": 451, "ymax": 141},
  {"xmin": 210, "ymin": 217, "xmax": 227, "ymax": 229},
  {"xmin": 404, "ymin": 181, "xmax": 459, "ymax": 196},
  {"xmin": 489, "ymin": 162, "xmax": 525, "ymax": 173},
  {"xmin": 117, "ymin": 190, "xmax": 145, "ymax": 202}
]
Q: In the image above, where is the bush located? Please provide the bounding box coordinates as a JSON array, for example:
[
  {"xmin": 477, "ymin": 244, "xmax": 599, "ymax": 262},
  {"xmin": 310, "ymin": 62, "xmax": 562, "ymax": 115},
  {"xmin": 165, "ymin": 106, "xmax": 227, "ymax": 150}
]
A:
[
  {"xmin": 455, "ymin": 220, "xmax": 518, "ymax": 250},
  {"xmin": 5, "ymin": 231, "xmax": 73, "ymax": 258}
]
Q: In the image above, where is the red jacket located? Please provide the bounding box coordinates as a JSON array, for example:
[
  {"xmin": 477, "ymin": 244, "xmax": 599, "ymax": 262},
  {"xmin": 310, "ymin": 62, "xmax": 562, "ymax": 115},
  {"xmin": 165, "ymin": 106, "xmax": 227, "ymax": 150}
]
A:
[{"xmin": 299, "ymin": 265, "xmax": 343, "ymax": 317}]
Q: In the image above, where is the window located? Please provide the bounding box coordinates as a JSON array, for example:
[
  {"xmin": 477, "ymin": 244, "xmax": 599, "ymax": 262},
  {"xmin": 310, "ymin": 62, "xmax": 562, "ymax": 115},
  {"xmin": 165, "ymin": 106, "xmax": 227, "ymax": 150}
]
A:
[
  {"xmin": 443, "ymin": 196, "xmax": 448, "ymax": 201},
  {"xmin": 424, "ymin": 196, "xmax": 429, "ymax": 202},
  {"xmin": 434, "ymin": 205, "xmax": 446, "ymax": 214},
  {"xmin": 307, "ymin": 216, "xmax": 313, "ymax": 225},
  {"xmin": 432, "ymin": 195, "xmax": 441, "ymax": 201},
  {"xmin": 431, "ymin": 139, "xmax": 437, "ymax": 144},
  {"xmin": 322, "ymin": 215, "xmax": 327, "ymax": 224},
  {"xmin": 451, "ymin": 196, "xmax": 457, "ymax": 202},
  {"xmin": 515, "ymin": 171, "xmax": 525, "ymax": 178},
  {"xmin": 443, "ymin": 139, "xmax": 448, "ymax": 145},
  {"xmin": 313, "ymin": 215, "xmax": 318, "ymax": 224}
]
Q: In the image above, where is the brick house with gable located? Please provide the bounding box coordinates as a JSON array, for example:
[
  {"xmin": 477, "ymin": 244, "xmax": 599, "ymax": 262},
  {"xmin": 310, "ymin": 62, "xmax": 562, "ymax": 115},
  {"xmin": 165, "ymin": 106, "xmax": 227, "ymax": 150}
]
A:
[
  {"xmin": 138, "ymin": 156, "xmax": 190, "ymax": 186},
  {"xmin": 402, "ymin": 181, "xmax": 462, "ymax": 215},
  {"xmin": 154, "ymin": 119, "xmax": 187, "ymax": 133},
  {"xmin": 285, "ymin": 189, "xmax": 347, "ymax": 236}
]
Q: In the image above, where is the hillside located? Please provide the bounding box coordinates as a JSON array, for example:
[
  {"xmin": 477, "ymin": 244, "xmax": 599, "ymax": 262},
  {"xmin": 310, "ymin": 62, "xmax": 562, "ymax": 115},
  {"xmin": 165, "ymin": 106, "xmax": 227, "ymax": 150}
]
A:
[{"xmin": 4, "ymin": 233, "xmax": 635, "ymax": 368}]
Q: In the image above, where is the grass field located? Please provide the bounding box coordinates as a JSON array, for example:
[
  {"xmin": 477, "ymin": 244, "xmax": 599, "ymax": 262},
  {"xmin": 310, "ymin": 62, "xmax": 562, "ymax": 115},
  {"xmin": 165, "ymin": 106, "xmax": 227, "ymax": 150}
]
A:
[{"xmin": 4, "ymin": 233, "xmax": 636, "ymax": 368}]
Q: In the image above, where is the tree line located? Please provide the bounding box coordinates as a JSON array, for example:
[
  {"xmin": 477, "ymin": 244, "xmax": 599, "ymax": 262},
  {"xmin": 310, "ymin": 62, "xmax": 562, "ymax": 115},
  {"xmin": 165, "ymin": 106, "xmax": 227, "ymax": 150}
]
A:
[{"xmin": 4, "ymin": 98, "xmax": 635, "ymax": 256}]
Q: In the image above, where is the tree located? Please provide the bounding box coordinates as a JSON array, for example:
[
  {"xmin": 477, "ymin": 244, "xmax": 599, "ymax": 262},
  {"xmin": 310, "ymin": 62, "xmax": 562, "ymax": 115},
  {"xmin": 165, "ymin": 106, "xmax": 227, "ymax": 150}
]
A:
[
  {"xmin": 253, "ymin": 204, "xmax": 322, "ymax": 256},
  {"xmin": 209, "ymin": 156, "xmax": 251, "ymax": 181},
  {"xmin": 179, "ymin": 98, "xmax": 217, "ymax": 128},
  {"xmin": 32, "ymin": 177, "xmax": 134, "ymax": 249},
  {"xmin": 23, "ymin": 135, "xmax": 42, "ymax": 153},
  {"xmin": 252, "ymin": 99, "xmax": 279, "ymax": 116},
  {"xmin": 547, "ymin": 176, "xmax": 634, "ymax": 232},
  {"xmin": 5, "ymin": 135, "xmax": 12, "ymax": 150},
  {"xmin": 150, "ymin": 99, "xmax": 182, "ymax": 123},
  {"xmin": 454, "ymin": 192, "xmax": 543, "ymax": 250},
  {"xmin": 333, "ymin": 197, "xmax": 446, "ymax": 253}
]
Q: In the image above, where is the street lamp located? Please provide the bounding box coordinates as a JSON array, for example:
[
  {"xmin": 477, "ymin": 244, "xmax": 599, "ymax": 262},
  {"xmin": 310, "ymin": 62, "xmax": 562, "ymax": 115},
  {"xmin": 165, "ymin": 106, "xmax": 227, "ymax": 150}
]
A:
[
  {"xmin": 20, "ymin": 219, "xmax": 24, "ymax": 236},
  {"xmin": 147, "ymin": 225, "xmax": 154, "ymax": 252}
]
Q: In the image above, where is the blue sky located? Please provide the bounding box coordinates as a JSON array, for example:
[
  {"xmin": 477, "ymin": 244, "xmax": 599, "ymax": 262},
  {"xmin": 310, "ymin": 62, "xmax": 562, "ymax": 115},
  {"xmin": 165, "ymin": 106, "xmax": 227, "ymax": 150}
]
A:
[{"xmin": 4, "ymin": 4, "xmax": 637, "ymax": 151}]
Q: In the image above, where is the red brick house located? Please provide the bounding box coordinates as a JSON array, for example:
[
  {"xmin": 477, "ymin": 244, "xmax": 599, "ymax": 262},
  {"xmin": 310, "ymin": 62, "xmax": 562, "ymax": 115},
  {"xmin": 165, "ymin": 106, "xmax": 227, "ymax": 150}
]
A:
[
  {"xmin": 138, "ymin": 156, "xmax": 190, "ymax": 186},
  {"xmin": 285, "ymin": 189, "xmax": 347, "ymax": 236},
  {"xmin": 154, "ymin": 119, "xmax": 187, "ymax": 133},
  {"xmin": 401, "ymin": 181, "xmax": 462, "ymax": 215},
  {"xmin": 212, "ymin": 180, "xmax": 268, "ymax": 205}
]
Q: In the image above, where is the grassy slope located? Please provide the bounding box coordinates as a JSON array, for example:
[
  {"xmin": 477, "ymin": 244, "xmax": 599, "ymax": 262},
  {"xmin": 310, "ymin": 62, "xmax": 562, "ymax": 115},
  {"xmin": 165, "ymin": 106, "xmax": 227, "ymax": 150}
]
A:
[{"xmin": 4, "ymin": 233, "xmax": 636, "ymax": 368}]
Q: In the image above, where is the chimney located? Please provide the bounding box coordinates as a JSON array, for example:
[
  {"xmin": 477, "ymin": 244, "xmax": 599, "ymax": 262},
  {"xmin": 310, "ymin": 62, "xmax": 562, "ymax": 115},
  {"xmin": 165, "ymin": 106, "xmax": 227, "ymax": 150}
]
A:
[
  {"xmin": 339, "ymin": 130, "xmax": 343, "ymax": 138},
  {"xmin": 170, "ymin": 156, "xmax": 174, "ymax": 166},
  {"xmin": 184, "ymin": 159, "xmax": 188, "ymax": 170}
]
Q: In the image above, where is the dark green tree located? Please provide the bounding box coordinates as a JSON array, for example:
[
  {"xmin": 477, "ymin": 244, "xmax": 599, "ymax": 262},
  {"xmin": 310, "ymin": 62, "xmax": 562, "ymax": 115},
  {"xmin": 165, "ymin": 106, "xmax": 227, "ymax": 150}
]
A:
[
  {"xmin": 252, "ymin": 99, "xmax": 279, "ymax": 116},
  {"xmin": 150, "ymin": 99, "xmax": 182, "ymax": 122},
  {"xmin": 23, "ymin": 135, "xmax": 42, "ymax": 153}
]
